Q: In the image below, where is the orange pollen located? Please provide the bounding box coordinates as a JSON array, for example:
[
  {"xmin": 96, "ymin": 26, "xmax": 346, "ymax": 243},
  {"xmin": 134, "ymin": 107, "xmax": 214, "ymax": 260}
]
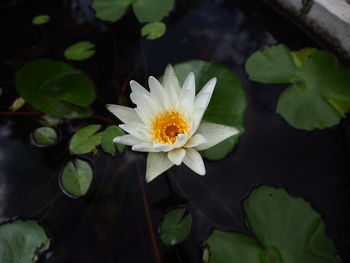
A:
[{"xmin": 151, "ymin": 111, "xmax": 190, "ymax": 145}]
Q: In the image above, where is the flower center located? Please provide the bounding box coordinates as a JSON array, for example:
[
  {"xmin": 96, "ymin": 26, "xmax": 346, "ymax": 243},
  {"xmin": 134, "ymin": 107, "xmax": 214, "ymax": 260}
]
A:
[{"xmin": 151, "ymin": 111, "xmax": 190, "ymax": 145}]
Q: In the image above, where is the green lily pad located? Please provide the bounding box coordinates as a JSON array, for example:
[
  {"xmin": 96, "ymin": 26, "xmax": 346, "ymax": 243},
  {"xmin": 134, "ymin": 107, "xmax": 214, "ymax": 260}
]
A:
[
  {"xmin": 69, "ymin": 124, "xmax": 103, "ymax": 154},
  {"xmin": 64, "ymin": 41, "xmax": 96, "ymax": 61},
  {"xmin": 92, "ymin": 0, "xmax": 133, "ymax": 22},
  {"xmin": 173, "ymin": 60, "xmax": 246, "ymax": 161},
  {"xmin": 32, "ymin": 15, "xmax": 50, "ymax": 25},
  {"xmin": 32, "ymin": 127, "xmax": 58, "ymax": 146},
  {"xmin": 141, "ymin": 22, "xmax": 166, "ymax": 40},
  {"xmin": 159, "ymin": 208, "xmax": 192, "ymax": 246},
  {"xmin": 203, "ymin": 185, "xmax": 338, "ymax": 263},
  {"xmin": 0, "ymin": 220, "xmax": 50, "ymax": 263},
  {"xmin": 245, "ymin": 44, "xmax": 350, "ymax": 130},
  {"xmin": 132, "ymin": 0, "xmax": 174, "ymax": 23},
  {"xmin": 101, "ymin": 125, "xmax": 125, "ymax": 156},
  {"xmin": 61, "ymin": 159, "xmax": 93, "ymax": 197},
  {"xmin": 16, "ymin": 59, "xmax": 95, "ymax": 118}
]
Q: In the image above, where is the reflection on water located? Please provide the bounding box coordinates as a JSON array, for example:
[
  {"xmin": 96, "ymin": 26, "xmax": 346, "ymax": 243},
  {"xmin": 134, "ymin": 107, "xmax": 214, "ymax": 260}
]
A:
[{"xmin": 0, "ymin": 0, "xmax": 349, "ymax": 262}]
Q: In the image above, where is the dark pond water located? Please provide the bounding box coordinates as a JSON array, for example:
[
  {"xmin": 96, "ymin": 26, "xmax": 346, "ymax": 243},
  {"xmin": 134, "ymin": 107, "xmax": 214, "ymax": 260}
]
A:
[{"xmin": 0, "ymin": 0, "xmax": 350, "ymax": 262}]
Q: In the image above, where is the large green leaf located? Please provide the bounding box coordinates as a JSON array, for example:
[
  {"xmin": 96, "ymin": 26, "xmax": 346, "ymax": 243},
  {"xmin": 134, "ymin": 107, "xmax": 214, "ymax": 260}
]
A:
[
  {"xmin": 0, "ymin": 220, "xmax": 50, "ymax": 263},
  {"xmin": 69, "ymin": 124, "xmax": 103, "ymax": 154},
  {"xmin": 32, "ymin": 127, "xmax": 58, "ymax": 146},
  {"xmin": 159, "ymin": 208, "xmax": 192, "ymax": 246},
  {"xmin": 132, "ymin": 0, "xmax": 174, "ymax": 23},
  {"xmin": 60, "ymin": 159, "xmax": 93, "ymax": 197},
  {"xmin": 101, "ymin": 125, "xmax": 125, "ymax": 156},
  {"xmin": 203, "ymin": 186, "xmax": 338, "ymax": 263},
  {"xmin": 64, "ymin": 41, "xmax": 96, "ymax": 61},
  {"xmin": 245, "ymin": 44, "xmax": 350, "ymax": 130},
  {"xmin": 16, "ymin": 59, "xmax": 95, "ymax": 118},
  {"xmin": 92, "ymin": 0, "xmax": 133, "ymax": 22},
  {"xmin": 173, "ymin": 60, "xmax": 246, "ymax": 160}
]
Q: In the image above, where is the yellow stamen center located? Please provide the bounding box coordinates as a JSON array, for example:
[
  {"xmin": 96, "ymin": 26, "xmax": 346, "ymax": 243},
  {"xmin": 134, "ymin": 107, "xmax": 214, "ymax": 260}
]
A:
[{"xmin": 151, "ymin": 111, "xmax": 190, "ymax": 145}]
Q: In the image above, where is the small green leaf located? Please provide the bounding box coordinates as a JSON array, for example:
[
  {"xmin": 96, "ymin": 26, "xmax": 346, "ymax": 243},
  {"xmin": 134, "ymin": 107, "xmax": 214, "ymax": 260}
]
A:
[
  {"xmin": 69, "ymin": 124, "xmax": 103, "ymax": 154},
  {"xmin": 32, "ymin": 127, "xmax": 58, "ymax": 146},
  {"xmin": 101, "ymin": 125, "xmax": 125, "ymax": 156},
  {"xmin": 16, "ymin": 59, "xmax": 96, "ymax": 118},
  {"xmin": 141, "ymin": 22, "xmax": 166, "ymax": 40},
  {"xmin": 9, "ymin": 97, "xmax": 25, "ymax": 111},
  {"xmin": 0, "ymin": 220, "xmax": 50, "ymax": 263},
  {"xmin": 245, "ymin": 44, "xmax": 350, "ymax": 130},
  {"xmin": 159, "ymin": 208, "xmax": 192, "ymax": 246},
  {"xmin": 132, "ymin": 0, "xmax": 174, "ymax": 23},
  {"xmin": 61, "ymin": 159, "xmax": 93, "ymax": 197},
  {"xmin": 64, "ymin": 41, "xmax": 96, "ymax": 61},
  {"xmin": 38, "ymin": 114, "xmax": 60, "ymax": 127},
  {"xmin": 173, "ymin": 60, "xmax": 246, "ymax": 160},
  {"xmin": 32, "ymin": 15, "xmax": 50, "ymax": 25},
  {"xmin": 203, "ymin": 185, "xmax": 338, "ymax": 263},
  {"xmin": 92, "ymin": 0, "xmax": 133, "ymax": 22}
]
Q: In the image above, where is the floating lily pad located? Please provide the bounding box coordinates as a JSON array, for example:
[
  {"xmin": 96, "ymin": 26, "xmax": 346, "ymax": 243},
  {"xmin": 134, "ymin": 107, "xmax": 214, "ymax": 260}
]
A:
[
  {"xmin": 173, "ymin": 60, "xmax": 246, "ymax": 161},
  {"xmin": 0, "ymin": 220, "xmax": 50, "ymax": 263},
  {"xmin": 132, "ymin": 0, "xmax": 174, "ymax": 23},
  {"xmin": 203, "ymin": 185, "xmax": 338, "ymax": 263},
  {"xmin": 64, "ymin": 41, "xmax": 96, "ymax": 61},
  {"xmin": 16, "ymin": 59, "xmax": 95, "ymax": 118},
  {"xmin": 60, "ymin": 159, "xmax": 93, "ymax": 197},
  {"xmin": 32, "ymin": 127, "xmax": 58, "ymax": 146},
  {"xmin": 32, "ymin": 15, "xmax": 50, "ymax": 25},
  {"xmin": 101, "ymin": 125, "xmax": 125, "ymax": 156},
  {"xmin": 141, "ymin": 22, "xmax": 166, "ymax": 40},
  {"xmin": 159, "ymin": 208, "xmax": 192, "ymax": 246},
  {"xmin": 69, "ymin": 124, "xmax": 103, "ymax": 154},
  {"xmin": 245, "ymin": 44, "xmax": 350, "ymax": 130},
  {"xmin": 92, "ymin": 0, "xmax": 133, "ymax": 22}
]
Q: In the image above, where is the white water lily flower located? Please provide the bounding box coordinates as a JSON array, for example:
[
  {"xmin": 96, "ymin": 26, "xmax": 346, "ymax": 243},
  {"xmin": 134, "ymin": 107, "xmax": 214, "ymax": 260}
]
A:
[{"xmin": 107, "ymin": 65, "xmax": 239, "ymax": 182}]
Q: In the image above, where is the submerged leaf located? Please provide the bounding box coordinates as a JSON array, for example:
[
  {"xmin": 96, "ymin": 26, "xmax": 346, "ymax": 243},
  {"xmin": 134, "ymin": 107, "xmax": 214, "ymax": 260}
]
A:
[
  {"xmin": 61, "ymin": 159, "xmax": 93, "ymax": 197},
  {"xmin": 32, "ymin": 15, "xmax": 50, "ymax": 25},
  {"xmin": 101, "ymin": 125, "xmax": 125, "ymax": 156},
  {"xmin": 69, "ymin": 124, "xmax": 103, "ymax": 154},
  {"xmin": 0, "ymin": 220, "xmax": 50, "ymax": 263},
  {"xmin": 203, "ymin": 185, "xmax": 338, "ymax": 263},
  {"xmin": 245, "ymin": 44, "xmax": 350, "ymax": 130},
  {"xmin": 92, "ymin": 0, "xmax": 133, "ymax": 22},
  {"xmin": 64, "ymin": 41, "xmax": 96, "ymax": 61},
  {"xmin": 132, "ymin": 0, "xmax": 174, "ymax": 23},
  {"xmin": 141, "ymin": 22, "xmax": 166, "ymax": 40},
  {"xmin": 173, "ymin": 60, "xmax": 246, "ymax": 160},
  {"xmin": 159, "ymin": 208, "xmax": 192, "ymax": 246},
  {"xmin": 32, "ymin": 127, "xmax": 58, "ymax": 146},
  {"xmin": 16, "ymin": 59, "xmax": 95, "ymax": 118}
]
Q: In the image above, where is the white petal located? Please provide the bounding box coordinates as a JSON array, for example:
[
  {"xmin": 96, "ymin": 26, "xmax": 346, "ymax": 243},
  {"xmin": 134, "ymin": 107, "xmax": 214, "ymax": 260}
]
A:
[
  {"xmin": 130, "ymin": 93, "xmax": 156, "ymax": 124},
  {"xmin": 163, "ymin": 64, "xmax": 180, "ymax": 109},
  {"xmin": 119, "ymin": 123, "xmax": 150, "ymax": 141},
  {"xmin": 130, "ymin": 80, "xmax": 149, "ymax": 95},
  {"xmin": 195, "ymin": 122, "xmax": 240, "ymax": 151},
  {"xmin": 185, "ymin": 134, "xmax": 207, "ymax": 148},
  {"xmin": 192, "ymin": 78, "xmax": 217, "ymax": 133},
  {"xmin": 183, "ymin": 148, "xmax": 206, "ymax": 175},
  {"xmin": 106, "ymin": 104, "xmax": 141, "ymax": 123},
  {"xmin": 168, "ymin": 148, "xmax": 186, "ymax": 166},
  {"xmin": 179, "ymin": 72, "xmax": 195, "ymax": 115},
  {"xmin": 132, "ymin": 143, "xmax": 158, "ymax": 152},
  {"xmin": 148, "ymin": 76, "xmax": 166, "ymax": 109},
  {"xmin": 153, "ymin": 143, "xmax": 173, "ymax": 152},
  {"xmin": 146, "ymin": 152, "xmax": 173, "ymax": 182},
  {"xmin": 173, "ymin": 134, "xmax": 189, "ymax": 148},
  {"xmin": 113, "ymin": 134, "xmax": 142, "ymax": 146}
]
